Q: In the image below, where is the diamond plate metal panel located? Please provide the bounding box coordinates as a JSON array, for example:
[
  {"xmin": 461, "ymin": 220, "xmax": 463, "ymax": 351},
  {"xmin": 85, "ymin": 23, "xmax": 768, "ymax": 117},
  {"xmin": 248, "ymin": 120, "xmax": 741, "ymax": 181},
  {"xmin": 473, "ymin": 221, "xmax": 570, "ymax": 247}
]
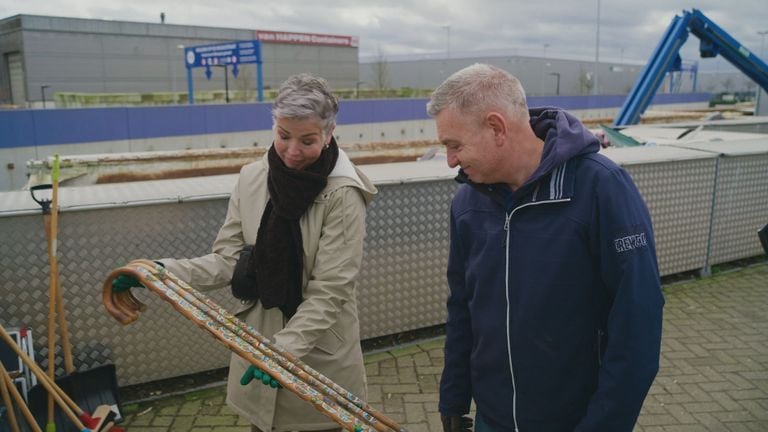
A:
[
  {"xmin": 708, "ymin": 154, "xmax": 768, "ymax": 265},
  {"xmin": 3, "ymin": 152, "xmax": 760, "ymax": 387},
  {"xmin": 0, "ymin": 200, "xmax": 236, "ymax": 385},
  {"xmin": 358, "ymin": 180, "xmax": 457, "ymax": 339},
  {"xmin": 1, "ymin": 180, "xmax": 458, "ymax": 386},
  {"xmin": 623, "ymin": 158, "xmax": 717, "ymax": 276}
]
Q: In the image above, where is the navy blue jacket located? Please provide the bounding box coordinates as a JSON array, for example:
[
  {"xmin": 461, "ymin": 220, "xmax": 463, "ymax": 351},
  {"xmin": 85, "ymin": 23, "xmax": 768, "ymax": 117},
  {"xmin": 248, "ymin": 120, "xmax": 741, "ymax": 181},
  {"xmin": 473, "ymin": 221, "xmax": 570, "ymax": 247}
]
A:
[{"xmin": 439, "ymin": 107, "xmax": 664, "ymax": 431}]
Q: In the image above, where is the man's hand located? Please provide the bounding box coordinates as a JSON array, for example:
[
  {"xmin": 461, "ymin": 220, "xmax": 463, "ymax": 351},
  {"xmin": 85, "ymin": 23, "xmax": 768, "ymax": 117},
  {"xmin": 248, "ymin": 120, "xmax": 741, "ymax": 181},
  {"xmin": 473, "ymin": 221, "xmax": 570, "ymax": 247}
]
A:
[
  {"xmin": 240, "ymin": 364, "xmax": 281, "ymax": 388},
  {"xmin": 441, "ymin": 415, "xmax": 473, "ymax": 432},
  {"xmin": 111, "ymin": 275, "xmax": 143, "ymax": 292}
]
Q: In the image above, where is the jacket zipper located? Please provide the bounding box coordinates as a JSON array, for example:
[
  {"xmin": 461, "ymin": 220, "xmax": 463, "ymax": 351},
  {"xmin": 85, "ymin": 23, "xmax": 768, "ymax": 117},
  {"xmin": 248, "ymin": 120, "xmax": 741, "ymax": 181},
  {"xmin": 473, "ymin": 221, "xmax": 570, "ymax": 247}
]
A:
[
  {"xmin": 597, "ymin": 329, "xmax": 604, "ymax": 366},
  {"xmin": 504, "ymin": 197, "xmax": 571, "ymax": 432},
  {"xmin": 503, "ymin": 212, "xmax": 520, "ymax": 432}
]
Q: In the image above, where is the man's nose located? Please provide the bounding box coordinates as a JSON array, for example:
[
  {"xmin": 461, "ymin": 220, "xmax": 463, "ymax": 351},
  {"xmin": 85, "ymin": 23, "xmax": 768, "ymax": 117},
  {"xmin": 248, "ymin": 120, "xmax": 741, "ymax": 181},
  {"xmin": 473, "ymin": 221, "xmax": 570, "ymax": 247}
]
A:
[{"xmin": 446, "ymin": 151, "xmax": 459, "ymax": 168}]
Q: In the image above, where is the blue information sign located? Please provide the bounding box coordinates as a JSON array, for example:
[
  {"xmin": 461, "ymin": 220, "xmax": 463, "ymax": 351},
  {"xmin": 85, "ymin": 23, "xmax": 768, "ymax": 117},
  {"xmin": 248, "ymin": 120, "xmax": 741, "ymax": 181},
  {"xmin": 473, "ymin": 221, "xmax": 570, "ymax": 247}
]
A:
[{"xmin": 183, "ymin": 40, "xmax": 263, "ymax": 104}]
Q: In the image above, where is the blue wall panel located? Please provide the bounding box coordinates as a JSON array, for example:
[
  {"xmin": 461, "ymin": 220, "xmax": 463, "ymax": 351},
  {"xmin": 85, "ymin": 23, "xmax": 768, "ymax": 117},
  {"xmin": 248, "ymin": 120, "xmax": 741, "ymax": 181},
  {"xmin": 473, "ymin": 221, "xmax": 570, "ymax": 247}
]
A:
[
  {"xmin": 0, "ymin": 111, "xmax": 36, "ymax": 149},
  {"xmin": 0, "ymin": 93, "xmax": 710, "ymax": 149},
  {"xmin": 338, "ymin": 99, "xmax": 432, "ymax": 124},
  {"xmin": 203, "ymin": 103, "xmax": 273, "ymax": 134},
  {"xmin": 34, "ymin": 108, "xmax": 131, "ymax": 145},
  {"xmin": 127, "ymin": 106, "xmax": 207, "ymax": 139}
]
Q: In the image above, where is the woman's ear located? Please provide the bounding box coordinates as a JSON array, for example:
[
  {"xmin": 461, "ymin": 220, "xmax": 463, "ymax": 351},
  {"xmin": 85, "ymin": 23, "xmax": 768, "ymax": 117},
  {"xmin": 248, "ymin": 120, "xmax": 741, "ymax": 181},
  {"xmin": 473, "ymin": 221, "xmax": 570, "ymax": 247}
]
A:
[{"xmin": 325, "ymin": 125, "xmax": 336, "ymax": 146}]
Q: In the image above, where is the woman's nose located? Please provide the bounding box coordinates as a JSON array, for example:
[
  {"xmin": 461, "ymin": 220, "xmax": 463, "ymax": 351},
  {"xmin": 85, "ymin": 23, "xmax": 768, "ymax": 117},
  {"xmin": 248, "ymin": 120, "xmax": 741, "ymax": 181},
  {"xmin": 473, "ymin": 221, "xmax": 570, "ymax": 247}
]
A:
[{"xmin": 286, "ymin": 141, "xmax": 301, "ymax": 155}]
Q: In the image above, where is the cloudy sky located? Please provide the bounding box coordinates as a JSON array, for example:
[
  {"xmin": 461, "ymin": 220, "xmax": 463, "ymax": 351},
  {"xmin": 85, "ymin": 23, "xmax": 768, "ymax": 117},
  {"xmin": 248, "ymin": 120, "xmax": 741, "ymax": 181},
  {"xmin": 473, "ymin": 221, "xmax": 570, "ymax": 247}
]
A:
[{"xmin": 3, "ymin": 0, "xmax": 767, "ymax": 70}]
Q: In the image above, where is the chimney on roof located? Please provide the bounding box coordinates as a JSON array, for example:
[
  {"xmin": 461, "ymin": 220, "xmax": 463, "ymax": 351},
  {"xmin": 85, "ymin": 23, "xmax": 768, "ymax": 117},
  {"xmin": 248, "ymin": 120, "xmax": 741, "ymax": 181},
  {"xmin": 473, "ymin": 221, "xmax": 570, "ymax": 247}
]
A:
[{"xmin": 160, "ymin": 12, "xmax": 166, "ymax": 24}]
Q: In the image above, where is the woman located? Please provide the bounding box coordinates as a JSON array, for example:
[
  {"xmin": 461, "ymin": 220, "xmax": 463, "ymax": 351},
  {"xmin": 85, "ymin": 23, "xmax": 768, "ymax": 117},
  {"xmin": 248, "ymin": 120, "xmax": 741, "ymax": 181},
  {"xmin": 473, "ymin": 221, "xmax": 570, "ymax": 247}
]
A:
[{"xmin": 117, "ymin": 73, "xmax": 376, "ymax": 431}]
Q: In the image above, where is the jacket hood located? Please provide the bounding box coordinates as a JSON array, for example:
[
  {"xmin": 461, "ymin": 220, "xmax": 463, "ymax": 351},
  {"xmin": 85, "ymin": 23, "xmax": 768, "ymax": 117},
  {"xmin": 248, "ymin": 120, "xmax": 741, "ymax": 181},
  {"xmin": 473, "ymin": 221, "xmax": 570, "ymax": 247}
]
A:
[
  {"xmin": 524, "ymin": 107, "xmax": 600, "ymax": 187},
  {"xmin": 330, "ymin": 148, "xmax": 377, "ymax": 205},
  {"xmin": 456, "ymin": 107, "xmax": 600, "ymax": 195}
]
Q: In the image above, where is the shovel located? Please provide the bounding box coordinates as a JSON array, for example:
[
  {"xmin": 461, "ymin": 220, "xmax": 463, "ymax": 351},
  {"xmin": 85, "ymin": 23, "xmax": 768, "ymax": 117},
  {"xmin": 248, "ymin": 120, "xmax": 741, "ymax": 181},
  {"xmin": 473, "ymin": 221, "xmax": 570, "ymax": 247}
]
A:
[{"xmin": 27, "ymin": 156, "xmax": 123, "ymax": 431}]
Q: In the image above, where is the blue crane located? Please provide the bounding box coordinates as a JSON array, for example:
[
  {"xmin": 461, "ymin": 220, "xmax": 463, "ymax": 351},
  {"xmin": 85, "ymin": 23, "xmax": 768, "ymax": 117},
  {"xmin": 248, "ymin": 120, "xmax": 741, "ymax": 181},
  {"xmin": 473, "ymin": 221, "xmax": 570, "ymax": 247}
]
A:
[{"xmin": 614, "ymin": 9, "xmax": 768, "ymax": 126}]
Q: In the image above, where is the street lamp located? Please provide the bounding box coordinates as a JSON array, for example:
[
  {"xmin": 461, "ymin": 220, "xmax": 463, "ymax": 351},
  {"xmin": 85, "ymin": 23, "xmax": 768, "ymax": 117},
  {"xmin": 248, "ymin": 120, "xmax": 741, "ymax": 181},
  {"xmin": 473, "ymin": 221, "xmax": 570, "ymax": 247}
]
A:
[
  {"xmin": 442, "ymin": 25, "xmax": 451, "ymax": 59},
  {"xmin": 593, "ymin": 0, "xmax": 601, "ymax": 95},
  {"xmin": 757, "ymin": 30, "xmax": 768, "ymax": 59},
  {"xmin": 549, "ymin": 72, "xmax": 561, "ymax": 96},
  {"xmin": 214, "ymin": 64, "xmax": 230, "ymax": 104},
  {"xmin": 40, "ymin": 85, "xmax": 50, "ymax": 109},
  {"xmin": 756, "ymin": 31, "xmax": 768, "ymax": 114},
  {"xmin": 172, "ymin": 44, "xmax": 185, "ymax": 104}
]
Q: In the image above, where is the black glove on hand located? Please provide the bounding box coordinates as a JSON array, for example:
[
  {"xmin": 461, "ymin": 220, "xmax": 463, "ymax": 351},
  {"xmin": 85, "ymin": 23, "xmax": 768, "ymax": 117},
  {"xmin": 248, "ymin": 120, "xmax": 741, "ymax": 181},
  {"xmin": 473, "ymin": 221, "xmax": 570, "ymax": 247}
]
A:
[{"xmin": 441, "ymin": 415, "xmax": 473, "ymax": 432}]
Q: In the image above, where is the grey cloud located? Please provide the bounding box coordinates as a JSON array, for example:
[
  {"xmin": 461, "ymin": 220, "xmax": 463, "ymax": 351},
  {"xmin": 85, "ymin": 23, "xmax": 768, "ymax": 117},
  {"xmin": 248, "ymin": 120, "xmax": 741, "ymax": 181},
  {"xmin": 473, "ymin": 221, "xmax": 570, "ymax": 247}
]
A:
[{"xmin": 3, "ymin": 0, "xmax": 765, "ymax": 68}]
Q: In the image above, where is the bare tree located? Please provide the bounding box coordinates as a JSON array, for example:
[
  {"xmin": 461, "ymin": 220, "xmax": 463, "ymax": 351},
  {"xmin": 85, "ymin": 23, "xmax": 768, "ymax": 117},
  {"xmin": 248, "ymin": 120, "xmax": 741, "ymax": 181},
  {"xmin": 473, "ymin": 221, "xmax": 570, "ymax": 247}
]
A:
[
  {"xmin": 721, "ymin": 77, "xmax": 734, "ymax": 93},
  {"xmin": 579, "ymin": 68, "xmax": 594, "ymax": 95},
  {"xmin": 234, "ymin": 66, "xmax": 256, "ymax": 102},
  {"xmin": 371, "ymin": 46, "xmax": 390, "ymax": 91}
]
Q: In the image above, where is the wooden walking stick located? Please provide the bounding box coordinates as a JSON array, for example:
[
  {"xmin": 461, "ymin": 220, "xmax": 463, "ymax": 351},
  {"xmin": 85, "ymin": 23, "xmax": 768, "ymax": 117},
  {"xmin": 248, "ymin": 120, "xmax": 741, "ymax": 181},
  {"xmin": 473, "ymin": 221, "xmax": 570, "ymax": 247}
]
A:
[
  {"xmin": 0, "ymin": 361, "xmax": 21, "ymax": 432},
  {"xmin": 102, "ymin": 261, "xmax": 406, "ymax": 432},
  {"xmin": 45, "ymin": 154, "xmax": 62, "ymax": 432},
  {"xmin": 47, "ymin": 156, "xmax": 75, "ymax": 376},
  {"xmin": 125, "ymin": 260, "xmax": 392, "ymax": 431},
  {"xmin": 1, "ymin": 361, "xmax": 43, "ymax": 432},
  {"xmin": 135, "ymin": 260, "xmax": 401, "ymax": 431},
  {"xmin": 31, "ymin": 157, "xmax": 120, "ymax": 432},
  {"xmin": 30, "ymin": 154, "xmax": 74, "ymax": 432},
  {"xmin": 104, "ymin": 264, "xmax": 374, "ymax": 432},
  {"xmin": 0, "ymin": 325, "xmax": 97, "ymax": 432}
]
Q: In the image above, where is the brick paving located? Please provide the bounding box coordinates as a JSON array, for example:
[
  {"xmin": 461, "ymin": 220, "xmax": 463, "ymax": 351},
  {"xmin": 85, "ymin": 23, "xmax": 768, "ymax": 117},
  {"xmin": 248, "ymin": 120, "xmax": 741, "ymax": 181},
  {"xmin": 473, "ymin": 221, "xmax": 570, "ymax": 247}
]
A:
[{"xmin": 119, "ymin": 262, "xmax": 768, "ymax": 432}]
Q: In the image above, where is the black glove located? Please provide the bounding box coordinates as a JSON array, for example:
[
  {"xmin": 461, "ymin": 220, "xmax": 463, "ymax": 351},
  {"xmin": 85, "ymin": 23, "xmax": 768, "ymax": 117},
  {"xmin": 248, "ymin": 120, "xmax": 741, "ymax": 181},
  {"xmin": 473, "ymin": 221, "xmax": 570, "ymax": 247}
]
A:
[{"xmin": 441, "ymin": 415, "xmax": 473, "ymax": 432}]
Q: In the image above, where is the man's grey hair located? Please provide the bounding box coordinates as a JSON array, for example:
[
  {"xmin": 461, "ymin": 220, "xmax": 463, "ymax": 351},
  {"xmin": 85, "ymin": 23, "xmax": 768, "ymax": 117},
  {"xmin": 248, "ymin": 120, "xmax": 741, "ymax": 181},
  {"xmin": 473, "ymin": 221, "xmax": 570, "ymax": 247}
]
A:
[
  {"xmin": 272, "ymin": 73, "xmax": 339, "ymax": 134},
  {"xmin": 426, "ymin": 63, "xmax": 529, "ymax": 122}
]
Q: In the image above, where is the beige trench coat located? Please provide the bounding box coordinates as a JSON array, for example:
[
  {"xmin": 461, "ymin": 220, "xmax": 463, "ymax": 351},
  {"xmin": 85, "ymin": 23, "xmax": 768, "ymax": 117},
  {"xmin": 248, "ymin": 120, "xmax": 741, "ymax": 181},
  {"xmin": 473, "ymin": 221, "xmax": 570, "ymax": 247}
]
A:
[{"xmin": 161, "ymin": 149, "xmax": 377, "ymax": 431}]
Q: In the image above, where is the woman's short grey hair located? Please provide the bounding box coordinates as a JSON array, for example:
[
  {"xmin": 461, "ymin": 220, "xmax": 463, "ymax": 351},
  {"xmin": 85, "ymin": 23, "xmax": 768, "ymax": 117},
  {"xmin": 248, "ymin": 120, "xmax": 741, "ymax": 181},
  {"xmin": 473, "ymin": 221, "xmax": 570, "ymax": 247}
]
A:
[
  {"xmin": 272, "ymin": 73, "xmax": 339, "ymax": 134},
  {"xmin": 426, "ymin": 63, "xmax": 529, "ymax": 122}
]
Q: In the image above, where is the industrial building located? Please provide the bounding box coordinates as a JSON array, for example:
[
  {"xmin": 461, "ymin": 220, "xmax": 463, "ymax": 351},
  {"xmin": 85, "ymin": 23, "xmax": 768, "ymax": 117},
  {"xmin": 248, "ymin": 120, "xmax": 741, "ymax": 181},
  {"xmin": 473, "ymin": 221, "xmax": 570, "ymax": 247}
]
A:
[
  {"xmin": 0, "ymin": 14, "xmax": 359, "ymax": 106},
  {"xmin": 358, "ymin": 50, "xmax": 758, "ymax": 98},
  {"xmin": 1, "ymin": 13, "xmax": 759, "ymax": 108}
]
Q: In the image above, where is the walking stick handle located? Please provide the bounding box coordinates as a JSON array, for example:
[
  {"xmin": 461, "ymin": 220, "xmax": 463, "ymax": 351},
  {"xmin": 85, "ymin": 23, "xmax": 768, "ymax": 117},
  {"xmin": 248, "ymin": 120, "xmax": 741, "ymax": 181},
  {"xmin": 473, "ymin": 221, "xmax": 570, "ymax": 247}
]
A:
[{"xmin": 103, "ymin": 262, "xmax": 405, "ymax": 432}]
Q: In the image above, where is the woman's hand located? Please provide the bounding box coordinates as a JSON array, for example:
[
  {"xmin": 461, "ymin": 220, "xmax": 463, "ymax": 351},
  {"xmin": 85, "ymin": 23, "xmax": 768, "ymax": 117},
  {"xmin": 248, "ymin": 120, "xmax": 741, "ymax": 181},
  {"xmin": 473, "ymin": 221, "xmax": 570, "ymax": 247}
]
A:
[
  {"xmin": 239, "ymin": 364, "xmax": 282, "ymax": 388},
  {"xmin": 111, "ymin": 274, "xmax": 143, "ymax": 292}
]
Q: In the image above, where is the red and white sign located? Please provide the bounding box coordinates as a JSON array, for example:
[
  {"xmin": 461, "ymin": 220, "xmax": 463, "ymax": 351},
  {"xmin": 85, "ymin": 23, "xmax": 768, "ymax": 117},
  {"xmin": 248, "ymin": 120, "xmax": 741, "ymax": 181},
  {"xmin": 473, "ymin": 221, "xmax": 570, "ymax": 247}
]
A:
[{"xmin": 255, "ymin": 30, "xmax": 359, "ymax": 48}]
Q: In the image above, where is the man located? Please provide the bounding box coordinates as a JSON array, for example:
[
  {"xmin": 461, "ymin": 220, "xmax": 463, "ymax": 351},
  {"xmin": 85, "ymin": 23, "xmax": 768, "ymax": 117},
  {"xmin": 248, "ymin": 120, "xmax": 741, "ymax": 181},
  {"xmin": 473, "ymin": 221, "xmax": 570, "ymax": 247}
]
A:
[{"xmin": 428, "ymin": 64, "xmax": 664, "ymax": 432}]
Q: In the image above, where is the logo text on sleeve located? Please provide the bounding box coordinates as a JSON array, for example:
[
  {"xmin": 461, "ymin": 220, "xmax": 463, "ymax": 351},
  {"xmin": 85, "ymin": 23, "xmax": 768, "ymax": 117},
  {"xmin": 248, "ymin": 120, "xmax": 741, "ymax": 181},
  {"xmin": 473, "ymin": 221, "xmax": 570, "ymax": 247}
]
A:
[{"xmin": 614, "ymin": 233, "xmax": 647, "ymax": 253}]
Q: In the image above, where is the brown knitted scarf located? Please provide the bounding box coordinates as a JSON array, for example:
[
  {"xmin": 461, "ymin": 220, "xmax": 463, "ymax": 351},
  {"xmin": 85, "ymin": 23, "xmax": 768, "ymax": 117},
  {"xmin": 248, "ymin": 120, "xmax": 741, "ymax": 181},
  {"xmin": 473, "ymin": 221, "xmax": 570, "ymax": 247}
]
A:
[{"xmin": 235, "ymin": 138, "xmax": 339, "ymax": 319}]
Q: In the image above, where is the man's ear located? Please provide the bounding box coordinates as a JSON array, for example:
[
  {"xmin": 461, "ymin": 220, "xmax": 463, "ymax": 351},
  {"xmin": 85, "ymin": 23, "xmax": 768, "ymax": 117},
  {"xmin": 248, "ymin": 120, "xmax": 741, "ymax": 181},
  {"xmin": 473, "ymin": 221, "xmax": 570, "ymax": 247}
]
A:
[{"xmin": 486, "ymin": 112, "xmax": 507, "ymax": 144}]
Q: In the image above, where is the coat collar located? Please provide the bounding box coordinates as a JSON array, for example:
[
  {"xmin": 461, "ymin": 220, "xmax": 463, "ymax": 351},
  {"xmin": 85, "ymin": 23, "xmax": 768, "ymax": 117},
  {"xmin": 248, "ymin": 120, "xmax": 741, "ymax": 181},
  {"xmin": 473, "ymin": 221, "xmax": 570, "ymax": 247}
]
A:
[
  {"xmin": 261, "ymin": 146, "xmax": 377, "ymax": 205},
  {"xmin": 457, "ymin": 159, "xmax": 575, "ymax": 211}
]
